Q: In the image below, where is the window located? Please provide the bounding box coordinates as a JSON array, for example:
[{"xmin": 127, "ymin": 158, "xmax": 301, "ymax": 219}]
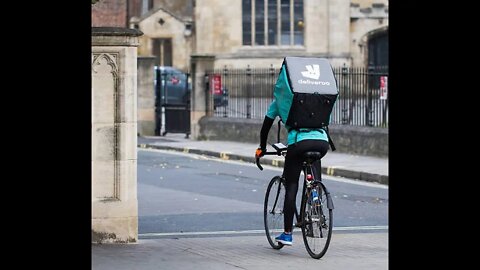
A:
[
  {"xmin": 293, "ymin": 0, "xmax": 304, "ymax": 45},
  {"xmin": 368, "ymin": 31, "xmax": 389, "ymax": 67},
  {"xmin": 255, "ymin": 0, "xmax": 265, "ymax": 45},
  {"xmin": 242, "ymin": 0, "xmax": 252, "ymax": 45},
  {"xmin": 280, "ymin": 0, "xmax": 290, "ymax": 45},
  {"xmin": 267, "ymin": 0, "xmax": 277, "ymax": 45},
  {"xmin": 243, "ymin": 0, "xmax": 303, "ymax": 46}
]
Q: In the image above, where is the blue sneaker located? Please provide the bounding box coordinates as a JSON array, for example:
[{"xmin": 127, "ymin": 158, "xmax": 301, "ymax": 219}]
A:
[{"xmin": 275, "ymin": 232, "xmax": 293, "ymax": 246}]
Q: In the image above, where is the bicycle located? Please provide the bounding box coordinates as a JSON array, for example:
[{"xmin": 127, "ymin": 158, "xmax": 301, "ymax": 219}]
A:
[{"xmin": 255, "ymin": 122, "xmax": 334, "ymax": 259}]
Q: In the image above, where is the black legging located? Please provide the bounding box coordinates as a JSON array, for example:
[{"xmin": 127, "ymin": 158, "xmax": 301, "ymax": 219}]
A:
[{"xmin": 282, "ymin": 139, "xmax": 330, "ymax": 232}]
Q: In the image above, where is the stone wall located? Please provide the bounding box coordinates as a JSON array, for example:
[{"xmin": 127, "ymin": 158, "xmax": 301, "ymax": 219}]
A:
[
  {"xmin": 198, "ymin": 116, "xmax": 388, "ymax": 158},
  {"xmin": 152, "ymin": 0, "xmax": 193, "ymax": 18},
  {"xmin": 137, "ymin": 56, "xmax": 156, "ymax": 136},
  {"xmin": 194, "ymin": 0, "xmax": 242, "ymax": 55},
  {"xmin": 190, "ymin": 55, "xmax": 215, "ymax": 139}
]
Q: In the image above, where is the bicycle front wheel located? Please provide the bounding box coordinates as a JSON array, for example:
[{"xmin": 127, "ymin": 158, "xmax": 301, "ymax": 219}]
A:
[
  {"xmin": 300, "ymin": 183, "xmax": 333, "ymax": 259},
  {"xmin": 264, "ymin": 176, "xmax": 285, "ymax": 249}
]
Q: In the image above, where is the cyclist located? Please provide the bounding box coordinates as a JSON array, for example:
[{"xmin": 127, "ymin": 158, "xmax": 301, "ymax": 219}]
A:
[{"xmin": 255, "ymin": 101, "xmax": 330, "ymax": 246}]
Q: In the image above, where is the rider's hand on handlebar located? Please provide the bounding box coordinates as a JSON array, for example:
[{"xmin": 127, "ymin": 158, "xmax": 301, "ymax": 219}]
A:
[{"xmin": 255, "ymin": 147, "xmax": 266, "ymax": 158}]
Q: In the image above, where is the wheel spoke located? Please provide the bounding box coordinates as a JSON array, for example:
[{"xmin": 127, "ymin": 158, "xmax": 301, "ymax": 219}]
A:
[{"xmin": 301, "ymin": 184, "xmax": 333, "ymax": 259}]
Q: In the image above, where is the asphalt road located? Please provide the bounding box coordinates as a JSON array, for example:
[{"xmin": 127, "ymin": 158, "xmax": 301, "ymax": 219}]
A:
[{"xmin": 137, "ymin": 149, "xmax": 388, "ymax": 236}]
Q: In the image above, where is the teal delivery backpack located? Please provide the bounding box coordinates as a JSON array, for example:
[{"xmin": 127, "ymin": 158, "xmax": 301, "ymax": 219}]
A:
[{"xmin": 273, "ymin": 56, "xmax": 339, "ymax": 150}]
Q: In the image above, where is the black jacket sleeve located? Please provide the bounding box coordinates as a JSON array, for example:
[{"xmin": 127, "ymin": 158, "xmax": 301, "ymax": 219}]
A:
[{"xmin": 259, "ymin": 115, "xmax": 275, "ymax": 150}]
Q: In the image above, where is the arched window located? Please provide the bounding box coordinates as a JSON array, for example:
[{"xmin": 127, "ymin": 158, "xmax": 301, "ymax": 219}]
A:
[
  {"xmin": 368, "ymin": 30, "xmax": 388, "ymax": 67},
  {"xmin": 242, "ymin": 0, "xmax": 304, "ymax": 46}
]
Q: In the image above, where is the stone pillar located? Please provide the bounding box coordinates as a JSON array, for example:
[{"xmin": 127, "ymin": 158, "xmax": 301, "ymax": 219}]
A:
[
  {"xmin": 327, "ymin": 0, "xmax": 351, "ymax": 66},
  {"xmin": 137, "ymin": 56, "xmax": 156, "ymax": 136},
  {"xmin": 91, "ymin": 27, "xmax": 143, "ymax": 243},
  {"xmin": 190, "ymin": 55, "xmax": 215, "ymax": 139}
]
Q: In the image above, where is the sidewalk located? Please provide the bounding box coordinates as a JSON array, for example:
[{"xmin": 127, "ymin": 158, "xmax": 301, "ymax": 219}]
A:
[
  {"xmin": 93, "ymin": 231, "xmax": 388, "ymax": 270},
  {"xmin": 137, "ymin": 134, "xmax": 388, "ymax": 185}
]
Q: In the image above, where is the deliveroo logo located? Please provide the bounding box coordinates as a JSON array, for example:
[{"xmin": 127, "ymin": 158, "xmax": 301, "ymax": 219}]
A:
[{"xmin": 301, "ymin": 64, "xmax": 320, "ymax": 80}]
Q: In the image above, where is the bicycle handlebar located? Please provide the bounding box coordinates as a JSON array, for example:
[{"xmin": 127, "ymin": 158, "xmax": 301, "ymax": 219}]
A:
[{"xmin": 256, "ymin": 151, "xmax": 284, "ymax": 171}]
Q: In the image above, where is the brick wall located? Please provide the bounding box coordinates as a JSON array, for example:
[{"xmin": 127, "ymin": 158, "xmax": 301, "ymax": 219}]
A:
[{"xmin": 92, "ymin": 0, "xmax": 128, "ymax": 27}]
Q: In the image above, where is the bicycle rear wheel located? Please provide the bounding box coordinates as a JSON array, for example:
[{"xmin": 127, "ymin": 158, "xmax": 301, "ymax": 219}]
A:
[
  {"xmin": 264, "ymin": 176, "xmax": 285, "ymax": 249},
  {"xmin": 300, "ymin": 183, "xmax": 333, "ymax": 259}
]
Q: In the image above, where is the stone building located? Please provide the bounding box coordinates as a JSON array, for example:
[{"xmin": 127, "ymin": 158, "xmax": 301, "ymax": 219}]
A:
[
  {"xmin": 129, "ymin": 0, "xmax": 388, "ymax": 71},
  {"xmin": 133, "ymin": 6, "xmax": 193, "ymax": 69}
]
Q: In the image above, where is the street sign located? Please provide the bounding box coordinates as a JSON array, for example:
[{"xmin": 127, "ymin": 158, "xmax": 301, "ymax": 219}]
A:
[
  {"xmin": 210, "ymin": 74, "xmax": 222, "ymax": 95},
  {"xmin": 380, "ymin": 76, "xmax": 388, "ymax": 100}
]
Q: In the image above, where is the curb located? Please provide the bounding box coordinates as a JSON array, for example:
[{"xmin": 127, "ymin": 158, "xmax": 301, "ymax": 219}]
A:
[{"xmin": 138, "ymin": 144, "xmax": 388, "ymax": 185}]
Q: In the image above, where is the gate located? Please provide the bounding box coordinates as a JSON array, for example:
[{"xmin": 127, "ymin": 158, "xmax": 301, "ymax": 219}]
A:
[{"xmin": 154, "ymin": 66, "xmax": 191, "ymax": 138}]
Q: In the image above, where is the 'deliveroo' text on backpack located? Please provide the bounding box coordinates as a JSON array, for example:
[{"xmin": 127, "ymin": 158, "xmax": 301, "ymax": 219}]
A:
[{"xmin": 273, "ymin": 56, "xmax": 339, "ymax": 150}]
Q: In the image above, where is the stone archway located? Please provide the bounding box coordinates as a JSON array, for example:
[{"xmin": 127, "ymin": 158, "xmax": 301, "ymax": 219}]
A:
[{"xmin": 359, "ymin": 26, "xmax": 388, "ymax": 68}]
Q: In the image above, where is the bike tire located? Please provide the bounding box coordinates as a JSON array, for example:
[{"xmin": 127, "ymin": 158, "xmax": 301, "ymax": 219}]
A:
[
  {"xmin": 300, "ymin": 183, "xmax": 333, "ymax": 259},
  {"xmin": 264, "ymin": 176, "xmax": 285, "ymax": 250}
]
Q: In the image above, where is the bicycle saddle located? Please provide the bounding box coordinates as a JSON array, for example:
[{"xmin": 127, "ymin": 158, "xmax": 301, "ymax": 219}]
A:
[{"xmin": 303, "ymin": 151, "xmax": 323, "ymax": 163}]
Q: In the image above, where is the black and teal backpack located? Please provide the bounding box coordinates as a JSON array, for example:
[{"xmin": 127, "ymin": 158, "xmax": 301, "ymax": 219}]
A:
[{"xmin": 273, "ymin": 56, "xmax": 339, "ymax": 150}]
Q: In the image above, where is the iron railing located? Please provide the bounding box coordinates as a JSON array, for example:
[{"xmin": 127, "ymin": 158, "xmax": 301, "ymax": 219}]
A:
[{"xmin": 205, "ymin": 65, "xmax": 388, "ymax": 128}]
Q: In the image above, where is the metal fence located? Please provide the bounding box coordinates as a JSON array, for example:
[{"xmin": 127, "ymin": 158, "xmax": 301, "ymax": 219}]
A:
[{"xmin": 206, "ymin": 65, "xmax": 388, "ymax": 128}]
